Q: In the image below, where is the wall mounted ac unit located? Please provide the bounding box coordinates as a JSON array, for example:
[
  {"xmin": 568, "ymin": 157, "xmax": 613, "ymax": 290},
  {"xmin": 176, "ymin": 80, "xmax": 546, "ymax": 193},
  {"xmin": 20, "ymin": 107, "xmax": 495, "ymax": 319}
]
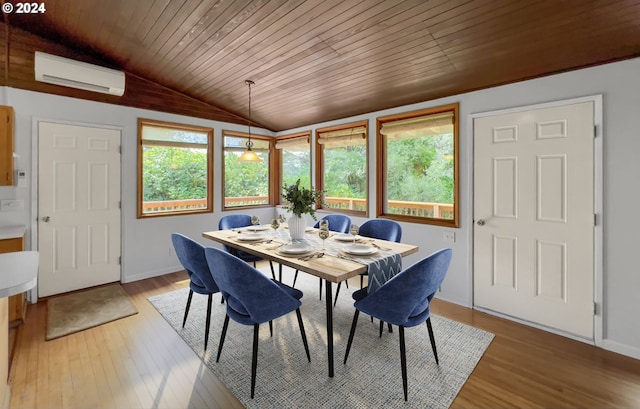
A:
[{"xmin": 34, "ymin": 51, "xmax": 125, "ymax": 96}]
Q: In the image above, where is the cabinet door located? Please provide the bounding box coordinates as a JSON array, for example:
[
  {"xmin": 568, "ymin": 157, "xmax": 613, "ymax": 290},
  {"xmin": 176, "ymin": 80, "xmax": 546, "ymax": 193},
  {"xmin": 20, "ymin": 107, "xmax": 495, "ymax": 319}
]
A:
[
  {"xmin": 0, "ymin": 236, "xmax": 26, "ymax": 324},
  {"xmin": 0, "ymin": 105, "xmax": 15, "ymax": 186}
]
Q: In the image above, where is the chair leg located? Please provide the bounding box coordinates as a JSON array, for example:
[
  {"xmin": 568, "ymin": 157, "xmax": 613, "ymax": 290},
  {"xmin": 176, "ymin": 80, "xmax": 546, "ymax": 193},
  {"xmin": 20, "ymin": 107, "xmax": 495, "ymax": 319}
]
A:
[
  {"xmin": 360, "ymin": 274, "xmax": 364, "ymax": 288},
  {"xmin": 295, "ymin": 308, "xmax": 311, "ymax": 362},
  {"xmin": 292, "ymin": 270, "xmax": 299, "ymax": 287},
  {"xmin": 182, "ymin": 289, "xmax": 194, "ymax": 328},
  {"xmin": 378, "ymin": 320, "xmax": 393, "ymax": 337},
  {"xmin": 318, "ymin": 278, "xmax": 323, "ymax": 300},
  {"xmin": 343, "ymin": 309, "xmax": 360, "ymax": 364},
  {"xmin": 399, "ymin": 326, "xmax": 408, "ymax": 401},
  {"xmin": 204, "ymin": 294, "xmax": 213, "ymax": 351},
  {"xmin": 269, "ymin": 320, "xmax": 273, "ymax": 337},
  {"xmin": 279, "ymin": 263, "xmax": 282, "ymax": 282},
  {"xmin": 333, "ymin": 282, "xmax": 342, "ymax": 307},
  {"xmin": 251, "ymin": 323, "xmax": 259, "ymax": 399},
  {"xmin": 426, "ymin": 317, "xmax": 439, "ymax": 364},
  {"xmin": 216, "ymin": 314, "xmax": 230, "ymax": 362}
]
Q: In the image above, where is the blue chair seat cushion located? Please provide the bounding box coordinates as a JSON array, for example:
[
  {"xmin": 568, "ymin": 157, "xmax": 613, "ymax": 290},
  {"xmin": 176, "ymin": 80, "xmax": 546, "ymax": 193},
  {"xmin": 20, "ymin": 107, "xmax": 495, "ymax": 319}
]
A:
[{"xmin": 352, "ymin": 286, "xmax": 431, "ymax": 328}]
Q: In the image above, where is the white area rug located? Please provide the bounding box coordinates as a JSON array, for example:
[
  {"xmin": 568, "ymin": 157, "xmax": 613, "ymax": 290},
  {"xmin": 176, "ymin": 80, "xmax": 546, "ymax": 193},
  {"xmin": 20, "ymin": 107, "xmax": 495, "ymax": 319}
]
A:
[{"xmin": 149, "ymin": 268, "xmax": 493, "ymax": 408}]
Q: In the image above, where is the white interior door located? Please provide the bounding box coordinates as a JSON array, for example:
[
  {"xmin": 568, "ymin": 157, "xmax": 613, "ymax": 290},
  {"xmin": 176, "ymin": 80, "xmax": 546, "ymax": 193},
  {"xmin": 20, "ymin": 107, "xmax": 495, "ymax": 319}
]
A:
[
  {"xmin": 473, "ymin": 101, "xmax": 594, "ymax": 339},
  {"xmin": 38, "ymin": 122, "xmax": 121, "ymax": 297}
]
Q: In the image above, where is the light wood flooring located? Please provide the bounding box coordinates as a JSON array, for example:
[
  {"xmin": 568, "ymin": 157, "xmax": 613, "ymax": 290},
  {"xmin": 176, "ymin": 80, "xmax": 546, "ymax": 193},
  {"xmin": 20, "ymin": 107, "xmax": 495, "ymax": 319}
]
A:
[{"xmin": 7, "ymin": 262, "xmax": 640, "ymax": 408}]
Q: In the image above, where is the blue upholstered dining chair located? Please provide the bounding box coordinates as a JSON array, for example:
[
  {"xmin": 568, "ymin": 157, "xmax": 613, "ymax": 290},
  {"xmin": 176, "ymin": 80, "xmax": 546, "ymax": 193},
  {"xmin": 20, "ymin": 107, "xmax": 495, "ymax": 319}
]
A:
[
  {"xmin": 204, "ymin": 247, "xmax": 311, "ymax": 399},
  {"xmin": 218, "ymin": 214, "xmax": 277, "ymax": 280},
  {"xmin": 333, "ymin": 218, "xmax": 403, "ymax": 305},
  {"xmin": 292, "ymin": 213, "xmax": 352, "ymax": 298},
  {"xmin": 343, "ymin": 248, "xmax": 452, "ymax": 401},
  {"xmin": 171, "ymin": 233, "xmax": 220, "ymax": 351}
]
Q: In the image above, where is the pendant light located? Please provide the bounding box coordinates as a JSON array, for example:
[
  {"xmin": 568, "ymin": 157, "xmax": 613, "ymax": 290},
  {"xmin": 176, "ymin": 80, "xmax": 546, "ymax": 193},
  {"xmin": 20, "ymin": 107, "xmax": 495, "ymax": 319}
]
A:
[{"xmin": 238, "ymin": 79, "xmax": 263, "ymax": 162}]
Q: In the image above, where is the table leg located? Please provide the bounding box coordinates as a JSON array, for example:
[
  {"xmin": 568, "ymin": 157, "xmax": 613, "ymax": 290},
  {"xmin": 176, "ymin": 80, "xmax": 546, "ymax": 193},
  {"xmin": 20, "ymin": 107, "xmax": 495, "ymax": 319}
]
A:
[{"xmin": 325, "ymin": 278, "xmax": 334, "ymax": 377}]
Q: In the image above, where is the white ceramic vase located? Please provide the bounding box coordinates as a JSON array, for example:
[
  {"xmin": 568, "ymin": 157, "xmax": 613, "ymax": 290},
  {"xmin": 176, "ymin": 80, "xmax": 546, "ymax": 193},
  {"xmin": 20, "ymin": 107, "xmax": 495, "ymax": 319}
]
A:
[{"xmin": 288, "ymin": 215, "xmax": 306, "ymax": 241}]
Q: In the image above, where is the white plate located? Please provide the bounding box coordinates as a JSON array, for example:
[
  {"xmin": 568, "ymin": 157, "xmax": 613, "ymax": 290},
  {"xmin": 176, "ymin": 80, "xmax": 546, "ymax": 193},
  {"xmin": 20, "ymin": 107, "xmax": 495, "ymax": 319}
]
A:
[
  {"xmin": 237, "ymin": 232, "xmax": 267, "ymax": 241},
  {"xmin": 342, "ymin": 244, "xmax": 378, "ymax": 256},
  {"xmin": 243, "ymin": 225, "xmax": 271, "ymax": 232},
  {"xmin": 334, "ymin": 233, "xmax": 362, "ymax": 241},
  {"xmin": 278, "ymin": 242, "xmax": 313, "ymax": 254}
]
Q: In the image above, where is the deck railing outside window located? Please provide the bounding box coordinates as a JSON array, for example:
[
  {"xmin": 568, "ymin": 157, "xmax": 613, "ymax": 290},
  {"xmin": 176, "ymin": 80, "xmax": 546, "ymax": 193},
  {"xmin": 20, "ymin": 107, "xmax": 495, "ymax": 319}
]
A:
[{"xmin": 142, "ymin": 197, "xmax": 453, "ymax": 219}]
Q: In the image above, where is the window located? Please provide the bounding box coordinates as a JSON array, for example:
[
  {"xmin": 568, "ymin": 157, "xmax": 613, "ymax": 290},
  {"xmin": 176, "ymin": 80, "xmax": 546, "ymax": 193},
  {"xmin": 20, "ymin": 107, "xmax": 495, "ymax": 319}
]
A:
[
  {"xmin": 223, "ymin": 130, "xmax": 272, "ymax": 209},
  {"xmin": 276, "ymin": 131, "xmax": 311, "ymax": 198},
  {"xmin": 377, "ymin": 103, "xmax": 459, "ymax": 227},
  {"xmin": 316, "ymin": 120, "xmax": 368, "ymax": 215},
  {"xmin": 137, "ymin": 118, "xmax": 213, "ymax": 218}
]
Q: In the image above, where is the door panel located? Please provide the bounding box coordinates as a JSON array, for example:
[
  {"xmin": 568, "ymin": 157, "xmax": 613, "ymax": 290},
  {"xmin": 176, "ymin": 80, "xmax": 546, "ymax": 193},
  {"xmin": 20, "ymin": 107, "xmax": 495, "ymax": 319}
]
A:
[
  {"xmin": 38, "ymin": 122, "xmax": 121, "ymax": 297},
  {"xmin": 474, "ymin": 102, "xmax": 594, "ymax": 339}
]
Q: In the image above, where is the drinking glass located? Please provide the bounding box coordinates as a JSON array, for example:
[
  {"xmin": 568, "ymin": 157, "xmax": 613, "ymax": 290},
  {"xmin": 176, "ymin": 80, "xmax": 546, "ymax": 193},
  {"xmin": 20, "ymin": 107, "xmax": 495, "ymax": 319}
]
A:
[
  {"xmin": 319, "ymin": 219, "xmax": 329, "ymax": 231},
  {"xmin": 270, "ymin": 218, "xmax": 279, "ymax": 238},
  {"xmin": 251, "ymin": 215, "xmax": 260, "ymax": 231},
  {"xmin": 349, "ymin": 223, "xmax": 359, "ymax": 244},
  {"xmin": 278, "ymin": 214, "xmax": 286, "ymax": 224},
  {"xmin": 318, "ymin": 227, "xmax": 330, "ymax": 250}
]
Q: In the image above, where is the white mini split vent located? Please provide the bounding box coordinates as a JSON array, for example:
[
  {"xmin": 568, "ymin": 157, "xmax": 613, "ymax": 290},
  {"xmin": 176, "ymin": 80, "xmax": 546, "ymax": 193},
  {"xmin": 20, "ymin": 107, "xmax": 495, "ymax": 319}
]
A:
[{"xmin": 34, "ymin": 51, "xmax": 125, "ymax": 96}]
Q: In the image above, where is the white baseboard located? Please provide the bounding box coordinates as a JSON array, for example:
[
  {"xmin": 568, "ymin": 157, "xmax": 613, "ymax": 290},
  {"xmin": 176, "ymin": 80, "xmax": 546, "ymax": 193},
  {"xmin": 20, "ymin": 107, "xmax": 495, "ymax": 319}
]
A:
[
  {"xmin": 433, "ymin": 293, "xmax": 472, "ymax": 308},
  {"xmin": 122, "ymin": 264, "xmax": 183, "ymax": 283},
  {"xmin": 602, "ymin": 339, "xmax": 640, "ymax": 360}
]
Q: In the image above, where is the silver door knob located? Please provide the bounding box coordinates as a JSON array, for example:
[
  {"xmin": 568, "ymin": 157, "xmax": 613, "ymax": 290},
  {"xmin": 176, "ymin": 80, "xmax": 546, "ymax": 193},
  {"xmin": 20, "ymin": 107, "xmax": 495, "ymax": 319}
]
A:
[
  {"xmin": 42, "ymin": 216, "xmax": 50, "ymax": 222},
  {"xmin": 476, "ymin": 219, "xmax": 485, "ymax": 226}
]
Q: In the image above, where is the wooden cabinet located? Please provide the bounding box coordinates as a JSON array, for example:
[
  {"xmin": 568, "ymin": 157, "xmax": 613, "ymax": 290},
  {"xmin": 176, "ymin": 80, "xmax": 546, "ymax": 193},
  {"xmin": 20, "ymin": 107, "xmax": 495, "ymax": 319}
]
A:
[
  {"xmin": 0, "ymin": 105, "xmax": 15, "ymax": 186},
  {"xmin": 0, "ymin": 235, "xmax": 26, "ymax": 326}
]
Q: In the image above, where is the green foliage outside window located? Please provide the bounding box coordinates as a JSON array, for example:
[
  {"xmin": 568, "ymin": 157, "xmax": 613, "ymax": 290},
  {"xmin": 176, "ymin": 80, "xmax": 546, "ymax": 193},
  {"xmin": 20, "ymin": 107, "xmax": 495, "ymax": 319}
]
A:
[
  {"xmin": 282, "ymin": 150, "xmax": 311, "ymax": 190},
  {"xmin": 224, "ymin": 151, "xmax": 269, "ymax": 204},
  {"xmin": 323, "ymin": 145, "xmax": 367, "ymax": 198},
  {"xmin": 386, "ymin": 134, "xmax": 453, "ymax": 205},
  {"xmin": 142, "ymin": 146, "xmax": 207, "ymax": 202}
]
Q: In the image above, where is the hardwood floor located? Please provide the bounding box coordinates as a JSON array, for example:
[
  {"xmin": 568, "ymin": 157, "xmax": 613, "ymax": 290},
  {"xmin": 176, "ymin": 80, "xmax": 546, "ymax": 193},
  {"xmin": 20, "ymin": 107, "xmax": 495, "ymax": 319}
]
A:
[{"xmin": 8, "ymin": 263, "xmax": 640, "ymax": 408}]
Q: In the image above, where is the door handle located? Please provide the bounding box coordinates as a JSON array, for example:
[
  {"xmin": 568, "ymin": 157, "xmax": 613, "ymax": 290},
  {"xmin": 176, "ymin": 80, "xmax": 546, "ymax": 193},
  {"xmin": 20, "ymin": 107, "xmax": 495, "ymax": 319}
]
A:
[
  {"xmin": 42, "ymin": 216, "xmax": 51, "ymax": 222},
  {"xmin": 476, "ymin": 219, "xmax": 485, "ymax": 226}
]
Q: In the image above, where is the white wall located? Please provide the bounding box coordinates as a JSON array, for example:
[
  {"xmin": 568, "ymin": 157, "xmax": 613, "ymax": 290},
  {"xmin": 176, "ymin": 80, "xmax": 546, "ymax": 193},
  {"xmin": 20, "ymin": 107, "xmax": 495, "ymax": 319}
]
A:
[{"xmin": 1, "ymin": 56, "xmax": 638, "ymax": 359}]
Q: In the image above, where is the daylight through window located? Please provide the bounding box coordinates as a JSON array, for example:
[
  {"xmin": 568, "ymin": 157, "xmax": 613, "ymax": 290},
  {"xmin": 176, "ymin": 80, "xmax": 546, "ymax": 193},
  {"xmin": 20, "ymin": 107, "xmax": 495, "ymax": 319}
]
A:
[
  {"xmin": 137, "ymin": 119, "xmax": 213, "ymax": 218},
  {"xmin": 316, "ymin": 120, "xmax": 368, "ymax": 215},
  {"xmin": 223, "ymin": 131, "xmax": 272, "ymax": 209},
  {"xmin": 377, "ymin": 104, "xmax": 459, "ymax": 227}
]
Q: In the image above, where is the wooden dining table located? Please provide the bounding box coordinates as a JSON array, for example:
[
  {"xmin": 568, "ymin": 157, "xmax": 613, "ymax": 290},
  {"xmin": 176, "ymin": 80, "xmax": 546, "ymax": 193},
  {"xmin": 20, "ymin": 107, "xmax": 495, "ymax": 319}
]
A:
[{"xmin": 202, "ymin": 226, "xmax": 418, "ymax": 377}]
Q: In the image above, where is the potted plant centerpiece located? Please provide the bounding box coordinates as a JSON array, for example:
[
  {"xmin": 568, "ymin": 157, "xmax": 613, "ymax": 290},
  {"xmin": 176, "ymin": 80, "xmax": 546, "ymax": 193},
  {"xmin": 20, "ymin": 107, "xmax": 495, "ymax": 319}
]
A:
[{"xmin": 282, "ymin": 179, "xmax": 324, "ymax": 240}]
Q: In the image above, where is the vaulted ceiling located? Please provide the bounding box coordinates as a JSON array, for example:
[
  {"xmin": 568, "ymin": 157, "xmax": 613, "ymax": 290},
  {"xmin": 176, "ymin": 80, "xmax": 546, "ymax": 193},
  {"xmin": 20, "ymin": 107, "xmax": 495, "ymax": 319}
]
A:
[{"xmin": 4, "ymin": 0, "xmax": 640, "ymax": 131}]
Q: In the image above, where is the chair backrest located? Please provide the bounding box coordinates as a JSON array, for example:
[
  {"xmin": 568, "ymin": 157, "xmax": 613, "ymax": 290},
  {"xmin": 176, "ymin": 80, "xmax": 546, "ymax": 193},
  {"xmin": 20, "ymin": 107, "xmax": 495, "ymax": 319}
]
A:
[
  {"xmin": 355, "ymin": 248, "xmax": 452, "ymax": 327},
  {"xmin": 218, "ymin": 214, "xmax": 252, "ymax": 230},
  {"xmin": 171, "ymin": 233, "xmax": 219, "ymax": 293},
  {"xmin": 359, "ymin": 219, "xmax": 402, "ymax": 242},
  {"xmin": 204, "ymin": 247, "xmax": 301, "ymax": 325},
  {"xmin": 313, "ymin": 214, "xmax": 352, "ymax": 233}
]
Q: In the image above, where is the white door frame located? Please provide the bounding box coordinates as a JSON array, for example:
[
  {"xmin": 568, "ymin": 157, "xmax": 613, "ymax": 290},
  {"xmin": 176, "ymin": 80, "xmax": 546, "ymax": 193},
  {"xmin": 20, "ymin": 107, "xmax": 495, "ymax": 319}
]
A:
[
  {"xmin": 30, "ymin": 117, "xmax": 124, "ymax": 304},
  {"xmin": 468, "ymin": 95, "xmax": 603, "ymax": 346}
]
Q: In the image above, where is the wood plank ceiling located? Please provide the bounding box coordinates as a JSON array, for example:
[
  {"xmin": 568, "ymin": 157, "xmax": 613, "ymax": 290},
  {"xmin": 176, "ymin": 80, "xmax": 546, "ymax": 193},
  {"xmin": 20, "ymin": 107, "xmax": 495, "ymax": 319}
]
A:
[{"xmin": 4, "ymin": 0, "xmax": 640, "ymax": 131}]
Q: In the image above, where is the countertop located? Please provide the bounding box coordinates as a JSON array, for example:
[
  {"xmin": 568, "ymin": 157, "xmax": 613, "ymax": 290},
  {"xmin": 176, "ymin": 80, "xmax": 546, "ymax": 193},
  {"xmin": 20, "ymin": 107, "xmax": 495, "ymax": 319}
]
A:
[
  {"xmin": 0, "ymin": 251, "xmax": 38, "ymax": 298},
  {"xmin": 0, "ymin": 225, "xmax": 26, "ymax": 240}
]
